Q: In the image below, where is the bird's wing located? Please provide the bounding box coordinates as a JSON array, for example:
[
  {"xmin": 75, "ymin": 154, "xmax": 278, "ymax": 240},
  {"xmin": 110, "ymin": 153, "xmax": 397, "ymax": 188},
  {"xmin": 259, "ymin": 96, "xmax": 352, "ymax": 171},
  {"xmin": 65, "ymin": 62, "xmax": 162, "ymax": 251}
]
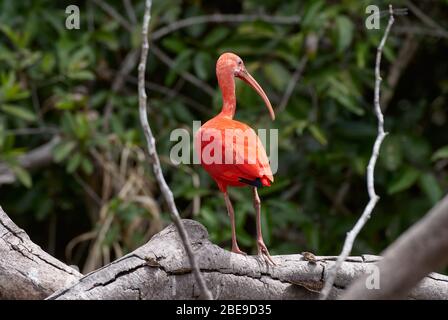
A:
[
  {"xmin": 196, "ymin": 119, "xmax": 273, "ymax": 184},
  {"xmin": 230, "ymin": 127, "xmax": 274, "ymax": 183}
]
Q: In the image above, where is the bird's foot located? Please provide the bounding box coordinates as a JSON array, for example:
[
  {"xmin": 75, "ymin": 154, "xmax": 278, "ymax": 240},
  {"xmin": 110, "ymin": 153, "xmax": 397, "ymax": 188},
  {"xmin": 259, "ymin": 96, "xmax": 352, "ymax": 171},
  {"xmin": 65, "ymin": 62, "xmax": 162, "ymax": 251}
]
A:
[
  {"xmin": 257, "ymin": 240, "xmax": 277, "ymax": 266},
  {"xmin": 231, "ymin": 246, "xmax": 247, "ymax": 256}
]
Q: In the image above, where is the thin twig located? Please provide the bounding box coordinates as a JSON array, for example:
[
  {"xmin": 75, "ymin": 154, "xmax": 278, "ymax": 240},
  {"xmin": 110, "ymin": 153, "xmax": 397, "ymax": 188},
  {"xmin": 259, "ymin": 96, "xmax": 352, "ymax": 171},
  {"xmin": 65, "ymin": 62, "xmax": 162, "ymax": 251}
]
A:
[
  {"xmin": 4, "ymin": 127, "xmax": 60, "ymax": 136},
  {"xmin": 31, "ymin": 82, "xmax": 44, "ymax": 127},
  {"xmin": 320, "ymin": 5, "xmax": 395, "ymax": 300},
  {"xmin": 278, "ymin": 56, "xmax": 308, "ymax": 112},
  {"xmin": 405, "ymin": 0, "xmax": 448, "ymax": 38},
  {"xmin": 138, "ymin": 0, "xmax": 212, "ymax": 300},
  {"xmin": 92, "ymin": 0, "xmax": 133, "ymax": 32},
  {"xmin": 125, "ymin": 76, "xmax": 212, "ymax": 115},
  {"xmin": 381, "ymin": 33, "xmax": 419, "ymax": 110},
  {"xmin": 394, "ymin": 24, "xmax": 448, "ymax": 39},
  {"xmin": 123, "ymin": 0, "xmax": 137, "ymax": 25},
  {"xmin": 102, "ymin": 49, "xmax": 140, "ymax": 131},
  {"xmin": 151, "ymin": 13, "xmax": 300, "ymax": 41},
  {"xmin": 149, "ymin": 44, "xmax": 215, "ymax": 97}
]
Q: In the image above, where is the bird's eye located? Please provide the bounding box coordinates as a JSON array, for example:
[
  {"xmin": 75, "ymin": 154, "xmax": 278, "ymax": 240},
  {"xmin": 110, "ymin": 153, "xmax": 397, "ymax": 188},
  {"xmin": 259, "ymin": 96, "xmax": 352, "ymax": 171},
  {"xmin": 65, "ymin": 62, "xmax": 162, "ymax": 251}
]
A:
[{"xmin": 238, "ymin": 60, "xmax": 242, "ymax": 65}]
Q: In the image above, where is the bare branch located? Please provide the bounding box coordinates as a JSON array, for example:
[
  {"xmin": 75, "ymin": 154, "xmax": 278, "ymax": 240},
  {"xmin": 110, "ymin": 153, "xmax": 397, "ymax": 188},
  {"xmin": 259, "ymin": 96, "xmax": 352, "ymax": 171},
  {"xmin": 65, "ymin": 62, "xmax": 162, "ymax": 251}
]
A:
[
  {"xmin": 92, "ymin": 0, "xmax": 133, "ymax": 32},
  {"xmin": 0, "ymin": 136, "xmax": 60, "ymax": 185},
  {"xmin": 4, "ymin": 127, "xmax": 60, "ymax": 136},
  {"xmin": 381, "ymin": 33, "xmax": 419, "ymax": 110},
  {"xmin": 102, "ymin": 49, "xmax": 140, "ymax": 131},
  {"xmin": 394, "ymin": 25, "xmax": 448, "ymax": 39},
  {"xmin": 123, "ymin": 0, "xmax": 137, "ymax": 25},
  {"xmin": 1, "ymin": 205, "xmax": 447, "ymax": 300},
  {"xmin": 342, "ymin": 194, "xmax": 448, "ymax": 299},
  {"xmin": 151, "ymin": 13, "xmax": 300, "ymax": 41},
  {"xmin": 149, "ymin": 44, "xmax": 215, "ymax": 97},
  {"xmin": 405, "ymin": 0, "xmax": 448, "ymax": 38},
  {"xmin": 278, "ymin": 56, "xmax": 308, "ymax": 112},
  {"xmin": 137, "ymin": 0, "xmax": 212, "ymax": 300},
  {"xmin": 47, "ymin": 220, "xmax": 448, "ymax": 300},
  {"xmin": 320, "ymin": 5, "xmax": 395, "ymax": 300},
  {"xmin": 125, "ymin": 76, "xmax": 212, "ymax": 115}
]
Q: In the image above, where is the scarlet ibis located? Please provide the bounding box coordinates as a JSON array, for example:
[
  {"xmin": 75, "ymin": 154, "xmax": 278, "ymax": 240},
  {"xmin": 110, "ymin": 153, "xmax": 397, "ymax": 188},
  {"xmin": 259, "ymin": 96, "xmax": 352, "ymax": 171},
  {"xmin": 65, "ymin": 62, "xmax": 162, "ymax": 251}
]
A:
[{"xmin": 195, "ymin": 52, "xmax": 276, "ymax": 265}]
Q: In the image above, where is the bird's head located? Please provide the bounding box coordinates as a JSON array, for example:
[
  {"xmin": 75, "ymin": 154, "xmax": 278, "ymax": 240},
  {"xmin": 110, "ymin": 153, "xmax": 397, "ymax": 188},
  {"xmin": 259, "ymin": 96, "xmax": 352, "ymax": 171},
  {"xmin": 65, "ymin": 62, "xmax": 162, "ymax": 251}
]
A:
[{"xmin": 216, "ymin": 52, "xmax": 275, "ymax": 120}]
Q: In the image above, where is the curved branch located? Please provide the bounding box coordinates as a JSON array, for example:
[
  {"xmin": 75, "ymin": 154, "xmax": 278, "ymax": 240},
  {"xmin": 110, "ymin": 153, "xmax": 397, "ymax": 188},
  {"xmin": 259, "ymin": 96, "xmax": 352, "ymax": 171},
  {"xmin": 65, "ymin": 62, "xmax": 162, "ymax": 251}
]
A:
[
  {"xmin": 342, "ymin": 194, "xmax": 448, "ymax": 299},
  {"xmin": 151, "ymin": 13, "xmax": 300, "ymax": 41}
]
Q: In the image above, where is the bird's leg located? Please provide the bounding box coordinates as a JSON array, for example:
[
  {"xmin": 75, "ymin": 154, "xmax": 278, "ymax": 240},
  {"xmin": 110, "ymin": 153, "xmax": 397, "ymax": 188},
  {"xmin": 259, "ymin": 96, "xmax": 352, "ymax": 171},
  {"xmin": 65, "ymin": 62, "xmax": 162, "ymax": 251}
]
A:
[
  {"xmin": 224, "ymin": 192, "xmax": 246, "ymax": 255},
  {"xmin": 253, "ymin": 187, "xmax": 276, "ymax": 266}
]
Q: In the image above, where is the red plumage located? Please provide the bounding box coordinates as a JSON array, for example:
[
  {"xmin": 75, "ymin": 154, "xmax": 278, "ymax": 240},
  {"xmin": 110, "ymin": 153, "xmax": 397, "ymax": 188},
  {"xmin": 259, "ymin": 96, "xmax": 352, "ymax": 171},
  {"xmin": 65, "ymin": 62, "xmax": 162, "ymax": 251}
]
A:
[{"xmin": 194, "ymin": 52, "xmax": 277, "ymax": 265}]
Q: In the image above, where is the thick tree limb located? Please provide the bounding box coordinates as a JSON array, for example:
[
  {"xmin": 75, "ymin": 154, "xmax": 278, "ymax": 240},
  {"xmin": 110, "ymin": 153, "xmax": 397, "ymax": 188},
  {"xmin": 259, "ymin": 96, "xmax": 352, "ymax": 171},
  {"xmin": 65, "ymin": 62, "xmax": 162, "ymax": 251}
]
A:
[
  {"xmin": 1, "ymin": 205, "xmax": 447, "ymax": 300},
  {"xmin": 0, "ymin": 206, "xmax": 81, "ymax": 299},
  {"xmin": 342, "ymin": 194, "xmax": 448, "ymax": 300},
  {"xmin": 46, "ymin": 219, "xmax": 448, "ymax": 300}
]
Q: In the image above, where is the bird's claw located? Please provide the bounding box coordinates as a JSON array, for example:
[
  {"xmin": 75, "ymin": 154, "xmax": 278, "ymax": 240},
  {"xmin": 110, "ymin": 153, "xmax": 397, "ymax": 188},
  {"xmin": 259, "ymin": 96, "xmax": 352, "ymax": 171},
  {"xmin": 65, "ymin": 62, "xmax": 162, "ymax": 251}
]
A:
[
  {"xmin": 257, "ymin": 240, "xmax": 277, "ymax": 266},
  {"xmin": 231, "ymin": 247, "xmax": 247, "ymax": 256}
]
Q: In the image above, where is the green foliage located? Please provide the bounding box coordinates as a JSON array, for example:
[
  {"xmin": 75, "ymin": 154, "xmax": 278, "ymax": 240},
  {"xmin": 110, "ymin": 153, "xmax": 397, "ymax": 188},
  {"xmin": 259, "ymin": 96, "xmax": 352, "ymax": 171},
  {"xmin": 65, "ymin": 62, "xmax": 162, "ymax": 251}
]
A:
[{"xmin": 0, "ymin": 0, "xmax": 447, "ymax": 269}]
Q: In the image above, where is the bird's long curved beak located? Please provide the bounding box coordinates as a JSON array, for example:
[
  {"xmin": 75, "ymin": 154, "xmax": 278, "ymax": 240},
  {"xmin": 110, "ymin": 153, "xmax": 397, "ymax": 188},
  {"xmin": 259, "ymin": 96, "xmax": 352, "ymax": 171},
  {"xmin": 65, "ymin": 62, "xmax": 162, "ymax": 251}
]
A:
[{"xmin": 237, "ymin": 70, "xmax": 275, "ymax": 120}]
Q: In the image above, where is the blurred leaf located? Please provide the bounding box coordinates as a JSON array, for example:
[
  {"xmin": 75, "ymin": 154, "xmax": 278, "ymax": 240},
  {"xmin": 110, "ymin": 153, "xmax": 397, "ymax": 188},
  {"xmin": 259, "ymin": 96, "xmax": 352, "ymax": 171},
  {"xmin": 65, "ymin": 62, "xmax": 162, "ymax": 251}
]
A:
[
  {"xmin": 302, "ymin": 0, "xmax": 325, "ymax": 28},
  {"xmin": 308, "ymin": 124, "xmax": 328, "ymax": 146},
  {"xmin": 67, "ymin": 152, "xmax": 82, "ymax": 173},
  {"xmin": 1, "ymin": 104, "xmax": 35, "ymax": 122},
  {"xmin": 81, "ymin": 158, "xmax": 94, "ymax": 175},
  {"xmin": 432, "ymin": 145, "xmax": 448, "ymax": 161},
  {"xmin": 193, "ymin": 52, "xmax": 213, "ymax": 80},
  {"xmin": 68, "ymin": 70, "xmax": 95, "ymax": 81},
  {"xmin": 419, "ymin": 173, "xmax": 443, "ymax": 205},
  {"xmin": 203, "ymin": 27, "xmax": 230, "ymax": 47},
  {"xmin": 335, "ymin": 16, "xmax": 354, "ymax": 52},
  {"xmin": 388, "ymin": 167, "xmax": 420, "ymax": 194},
  {"xmin": 11, "ymin": 165, "xmax": 32, "ymax": 188},
  {"xmin": 53, "ymin": 141, "xmax": 77, "ymax": 162},
  {"xmin": 380, "ymin": 136, "xmax": 402, "ymax": 171},
  {"xmin": 262, "ymin": 62, "xmax": 290, "ymax": 91}
]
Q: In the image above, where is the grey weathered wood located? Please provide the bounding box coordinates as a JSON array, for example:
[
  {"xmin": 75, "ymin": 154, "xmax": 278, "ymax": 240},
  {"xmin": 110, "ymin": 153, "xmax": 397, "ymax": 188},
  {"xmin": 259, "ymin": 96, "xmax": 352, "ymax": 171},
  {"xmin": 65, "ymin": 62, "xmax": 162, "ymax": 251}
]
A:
[
  {"xmin": 342, "ymin": 194, "xmax": 448, "ymax": 299},
  {"xmin": 48, "ymin": 220, "xmax": 448, "ymax": 300},
  {"xmin": 0, "ymin": 206, "xmax": 81, "ymax": 299},
  {"xmin": 1, "ymin": 204, "xmax": 447, "ymax": 300}
]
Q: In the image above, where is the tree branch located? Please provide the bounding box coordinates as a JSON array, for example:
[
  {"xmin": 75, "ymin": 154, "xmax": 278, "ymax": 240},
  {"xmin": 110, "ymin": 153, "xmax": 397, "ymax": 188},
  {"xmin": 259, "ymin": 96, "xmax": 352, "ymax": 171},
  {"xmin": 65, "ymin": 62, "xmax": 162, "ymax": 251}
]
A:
[
  {"xmin": 151, "ymin": 13, "xmax": 300, "ymax": 41},
  {"xmin": 1, "ymin": 205, "xmax": 447, "ymax": 300},
  {"xmin": 0, "ymin": 136, "xmax": 60, "ymax": 185},
  {"xmin": 137, "ymin": 0, "xmax": 212, "ymax": 300},
  {"xmin": 278, "ymin": 56, "xmax": 308, "ymax": 112},
  {"xmin": 320, "ymin": 5, "xmax": 395, "ymax": 299},
  {"xmin": 342, "ymin": 194, "xmax": 448, "ymax": 299},
  {"xmin": 0, "ymin": 206, "xmax": 81, "ymax": 299},
  {"xmin": 46, "ymin": 219, "xmax": 448, "ymax": 300},
  {"xmin": 149, "ymin": 44, "xmax": 215, "ymax": 97}
]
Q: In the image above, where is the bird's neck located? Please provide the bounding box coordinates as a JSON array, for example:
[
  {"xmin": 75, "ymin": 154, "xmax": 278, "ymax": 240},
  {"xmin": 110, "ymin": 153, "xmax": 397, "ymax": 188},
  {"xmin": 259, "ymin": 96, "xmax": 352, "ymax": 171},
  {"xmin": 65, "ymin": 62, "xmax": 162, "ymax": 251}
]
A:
[{"xmin": 217, "ymin": 69, "xmax": 236, "ymax": 119}]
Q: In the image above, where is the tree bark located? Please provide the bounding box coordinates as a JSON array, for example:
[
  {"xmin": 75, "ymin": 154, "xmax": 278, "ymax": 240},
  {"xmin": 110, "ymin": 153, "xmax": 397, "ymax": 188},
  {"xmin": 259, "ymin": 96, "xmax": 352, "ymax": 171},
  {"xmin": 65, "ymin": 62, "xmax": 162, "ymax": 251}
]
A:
[
  {"xmin": 0, "ymin": 206, "xmax": 81, "ymax": 299},
  {"xmin": 1, "ymin": 205, "xmax": 447, "ymax": 300},
  {"xmin": 48, "ymin": 220, "xmax": 448, "ymax": 300},
  {"xmin": 342, "ymin": 194, "xmax": 448, "ymax": 300}
]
